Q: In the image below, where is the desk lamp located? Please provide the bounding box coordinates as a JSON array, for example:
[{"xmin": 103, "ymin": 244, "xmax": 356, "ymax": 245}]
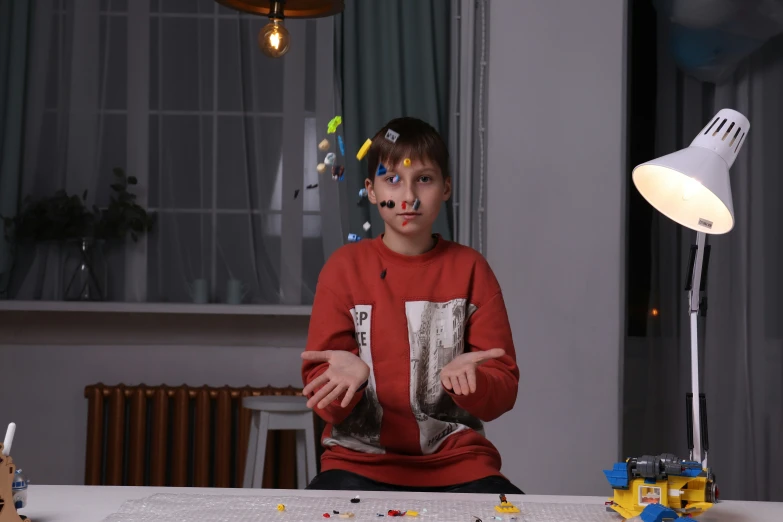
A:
[{"xmin": 632, "ymin": 108, "xmax": 750, "ymax": 468}]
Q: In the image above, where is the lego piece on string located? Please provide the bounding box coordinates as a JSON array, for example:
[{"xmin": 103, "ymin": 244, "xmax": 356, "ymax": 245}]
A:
[
  {"xmin": 347, "ymin": 233, "xmax": 361, "ymax": 243},
  {"xmin": 319, "ymin": 139, "xmax": 330, "ymax": 151},
  {"xmin": 376, "ymin": 163, "xmax": 387, "ymax": 176},
  {"xmin": 331, "ymin": 165, "xmax": 345, "ymax": 181},
  {"xmin": 327, "ymin": 116, "xmax": 342, "ymax": 134},
  {"xmin": 294, "ymin": 189, "xmax": 300, "ymax": 199},
  {"xmin": 338, "ymin": 135, "xmax": 345, "ymax": 156},
  {"xmin": 307, "ymin": 183, "xmax": 319, "ymax": 189},
  {"xmin": 356, "ymin": 139, "xmax": 372, "ymax": 160},
  {"xmin": 324, "ymin": 152, "xmax": 336, "ymax": 166},
  {"xmin": 385, "ymin": 129, "xmax": 399, "ymax": 142},
  {"xmin": 363, "ymin": 221, "xmax": 371, "ymax": 231},
  {"xmin": 317, "ymin": 163, "xmax": 326, "ymax": 173}
]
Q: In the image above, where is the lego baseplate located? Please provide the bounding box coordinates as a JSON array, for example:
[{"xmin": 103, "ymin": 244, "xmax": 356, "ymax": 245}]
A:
[{"xmin": 100, "ymin": 493, "xmax": 615, "ymax": 522}]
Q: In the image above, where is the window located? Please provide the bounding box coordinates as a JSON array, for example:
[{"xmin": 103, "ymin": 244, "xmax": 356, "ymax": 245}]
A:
[{"xmin": 13, "ymin": 0, "xmax": 333, "ymax": 306}]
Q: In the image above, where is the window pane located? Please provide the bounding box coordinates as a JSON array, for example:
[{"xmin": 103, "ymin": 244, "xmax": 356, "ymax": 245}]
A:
[
  {"xmin": 95, "ymin": 114, "xmax": 128, "ymax": 206},
  {"xmin": 158, "ymin": 17, "xmax": 212, "ymax": 111},
  {"xmin": 217, "ymin": 116, "xmax": 282, "ymax": 210},
  {"xmin": 149, "ymin": 115, "xmax": 213, "ymax": 209},
  {"xmin": 301, "ymin": 215, "xmax": 324, "ymax": 305},
  {"xmin": 99, "ymin": 13, "xmax": 127, "ymax": 110},
  {"xmin": 147, "ymin": 212, "xmax": 213, "ymax": 302},
  {"xmin": 216, "ymin": 213, "xmax": 281, "ymax": 304}
]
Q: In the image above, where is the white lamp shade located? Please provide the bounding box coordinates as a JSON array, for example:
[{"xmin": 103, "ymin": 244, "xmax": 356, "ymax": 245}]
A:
[{"xmin": 632, "ymin": 108, "xmax": 750, "ymax": 234}]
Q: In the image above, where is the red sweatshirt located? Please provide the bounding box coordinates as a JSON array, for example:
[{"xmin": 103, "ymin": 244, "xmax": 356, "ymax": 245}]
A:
[{"xmin": 301, "ymin": 234, "xmax": 519, "ymax": 487}]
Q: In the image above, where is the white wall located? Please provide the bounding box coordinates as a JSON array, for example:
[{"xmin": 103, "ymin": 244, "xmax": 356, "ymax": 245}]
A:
[
  {"xmin": 484, "ymin": 0, "xmax": 628, "ymax": 495},
  {"xmin": 0, "ymin": 312, "xmax": 309, "ymax": 485}
]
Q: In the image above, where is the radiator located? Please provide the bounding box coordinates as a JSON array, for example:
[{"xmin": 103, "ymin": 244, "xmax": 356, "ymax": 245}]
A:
[{"xmin": 84, "ymin": 383, "xmax": 311, "ymax": 488}]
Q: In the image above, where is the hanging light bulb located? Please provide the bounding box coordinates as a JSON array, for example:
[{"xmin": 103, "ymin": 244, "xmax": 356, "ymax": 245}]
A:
[{"xmin": 259, "ymin": 1, "xmax": 290, "ymax": 58}]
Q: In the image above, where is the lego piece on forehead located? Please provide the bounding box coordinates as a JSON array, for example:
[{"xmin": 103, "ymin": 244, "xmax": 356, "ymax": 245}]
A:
[
  {"xmin": 385, "ymin": 129, "xmax": 400, "ymax": 143},
  {"xmin": 356, "ymin": 138, "xmax": 372, "ymax": 160},
  {"xmin": 403, "ymin": 158, "xmax": 411, "ymax": 167},
  {"xmin": 327, "ymin": 116, "xmax": 342, "ymax": 134},
  {"xmin": 376, "ymin": 163, "xmax": 387, "ymax": 176}
]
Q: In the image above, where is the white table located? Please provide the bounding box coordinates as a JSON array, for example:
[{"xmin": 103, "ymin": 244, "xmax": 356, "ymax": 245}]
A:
[{"xmin": 19, "ymin": 485, "xmax": 783, "ymax": 522}]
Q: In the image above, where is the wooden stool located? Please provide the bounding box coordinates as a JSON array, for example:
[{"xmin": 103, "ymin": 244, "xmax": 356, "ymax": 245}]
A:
[{"xmin": 242, "ymin": 395, "xmax": 317, "ymax": 489}]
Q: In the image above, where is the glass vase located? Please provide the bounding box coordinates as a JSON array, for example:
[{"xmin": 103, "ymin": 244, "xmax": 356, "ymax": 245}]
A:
[{"xmin": 62, "ymin": 237, "xmax": 107, "ymax": 301}]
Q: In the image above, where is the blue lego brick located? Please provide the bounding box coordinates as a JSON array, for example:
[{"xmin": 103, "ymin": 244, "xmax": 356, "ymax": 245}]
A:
[
  {"xmin": 640, "ymin": 503, "xmax": 681, "ymax": 521},
  {"xmin": 681, "ymin": 468, "xmax": 702, "ymax": 477},
  {"xmin": 603, "ymin": 463, "xmax": 629, "ymax": 488}
]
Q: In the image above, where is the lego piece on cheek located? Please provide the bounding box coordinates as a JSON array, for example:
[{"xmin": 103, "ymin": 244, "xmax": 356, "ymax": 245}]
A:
[
  {"xmin": 387, "ymin": 200, "xmax": 395, "ymax": 209},
  {"xmin": 401, "ymin": 201, "xmax": 407, "ymax": 210},
  {"xmin": 402, "ymin": 220, "xmax": 408, "ymax": 227},
  {"xmin": 413, "ymin": 198, "xmax": 421, "ymax": 210},
  {"xmin": 380, "ymin": 200, "xmax": 387, "ymax": 208}
]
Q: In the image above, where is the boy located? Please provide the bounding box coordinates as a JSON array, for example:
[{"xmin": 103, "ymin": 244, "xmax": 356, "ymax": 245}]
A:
[{"xmin": 301, "ymin": 117, "xmax": 522, "ymax": 494}]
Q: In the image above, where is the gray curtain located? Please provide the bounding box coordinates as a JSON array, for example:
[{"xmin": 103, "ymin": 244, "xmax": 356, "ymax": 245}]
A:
[
  {"xmin": 0, "ymin": 0, "xmax": 32, "ymax": 298},
  {"xmin": 336, "ymin": 0, "xmax": 452, "ymax": 241},
  {"xmin": 626, "ymin": 16, "xmax": 783, "ymax": 501}
]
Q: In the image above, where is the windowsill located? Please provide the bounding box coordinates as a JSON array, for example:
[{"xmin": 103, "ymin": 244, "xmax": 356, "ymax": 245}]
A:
[{"xmin": 0, "ymin": 300, "xmax": 312, "ymax": 316}]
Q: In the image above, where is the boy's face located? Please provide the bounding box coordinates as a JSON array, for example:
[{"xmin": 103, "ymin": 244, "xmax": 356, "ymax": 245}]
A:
[{"xmin": 365, "ymin": 157, "xmax": 451, "ymax": 237}]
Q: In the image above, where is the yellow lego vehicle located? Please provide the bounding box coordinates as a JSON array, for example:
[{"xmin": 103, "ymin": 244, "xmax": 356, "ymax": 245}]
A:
[{"xmin": 603, "ymin": 453, "xmax": 718, "ymax": 519}]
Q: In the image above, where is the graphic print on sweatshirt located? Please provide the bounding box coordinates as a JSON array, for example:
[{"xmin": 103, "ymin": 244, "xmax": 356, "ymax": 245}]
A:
[
  {"xmin": 323, "ymin": 304, "xmax": 386, "ymax": 454},
  {"xmin": 406, "ymin": 299, "xmax": 483, "ymax": 454}
]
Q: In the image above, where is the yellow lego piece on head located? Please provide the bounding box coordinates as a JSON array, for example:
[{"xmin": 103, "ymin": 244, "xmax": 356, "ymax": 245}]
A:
[
  {"xmin": 356, "ymin": 138, "xmax": 372, "ymax": 160},
  {"xmin": 495, "ymin": 503, "xmax": 520, "ymax": 513},
  {"xmin": 403, "ymin": 158, "xmax": 411, "ymax": 167}
]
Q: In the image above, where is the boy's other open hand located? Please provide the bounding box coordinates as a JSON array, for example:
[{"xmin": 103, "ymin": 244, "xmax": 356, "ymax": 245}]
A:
[
  {"xmin": 440, "ymin": 348, "xmax": 506, "ymax": 396},
  {"xmin": 301, "ymin": 350, "xmax": 370, "ymax": 409}
]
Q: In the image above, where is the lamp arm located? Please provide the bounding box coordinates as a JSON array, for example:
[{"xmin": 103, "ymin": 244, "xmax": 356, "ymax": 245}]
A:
[{"xmin": 685, "ymin": 231, "xmax": 710, "ymax": 468}]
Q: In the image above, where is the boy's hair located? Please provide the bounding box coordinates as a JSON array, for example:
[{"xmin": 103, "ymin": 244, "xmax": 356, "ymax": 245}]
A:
[{"xmin": 365, "ymin": 117, "xmax": 450, "ymax": 182}]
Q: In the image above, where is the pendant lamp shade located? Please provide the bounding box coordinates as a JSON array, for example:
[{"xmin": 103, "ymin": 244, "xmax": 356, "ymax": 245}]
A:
[
  {"xmin": 215, "ymin": 0, "xmax": 344, "ymax": 18},
  {"xmin": 632, "ymin": 109, "xmax": 750, "ymax": 234}
]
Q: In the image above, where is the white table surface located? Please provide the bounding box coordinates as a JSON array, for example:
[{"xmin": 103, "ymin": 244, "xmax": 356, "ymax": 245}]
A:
[{"xmin": 18, "ymin": 485, "xmax": 783, "ymax": 522}]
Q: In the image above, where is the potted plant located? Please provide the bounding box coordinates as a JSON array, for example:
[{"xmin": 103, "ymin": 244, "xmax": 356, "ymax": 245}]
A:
[{"xmin": 2, "ymin": 168, "xmax": 155, "ymax": 300}]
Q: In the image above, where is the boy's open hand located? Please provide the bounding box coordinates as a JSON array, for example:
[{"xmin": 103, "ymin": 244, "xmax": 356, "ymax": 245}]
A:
[
  {"xmin": 301, "ymin": 350, "xmax": 370, "ymax": 409},
  {"xmin": 440, "ymin": 348, "xmax": 506, "ymax": 396}
]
